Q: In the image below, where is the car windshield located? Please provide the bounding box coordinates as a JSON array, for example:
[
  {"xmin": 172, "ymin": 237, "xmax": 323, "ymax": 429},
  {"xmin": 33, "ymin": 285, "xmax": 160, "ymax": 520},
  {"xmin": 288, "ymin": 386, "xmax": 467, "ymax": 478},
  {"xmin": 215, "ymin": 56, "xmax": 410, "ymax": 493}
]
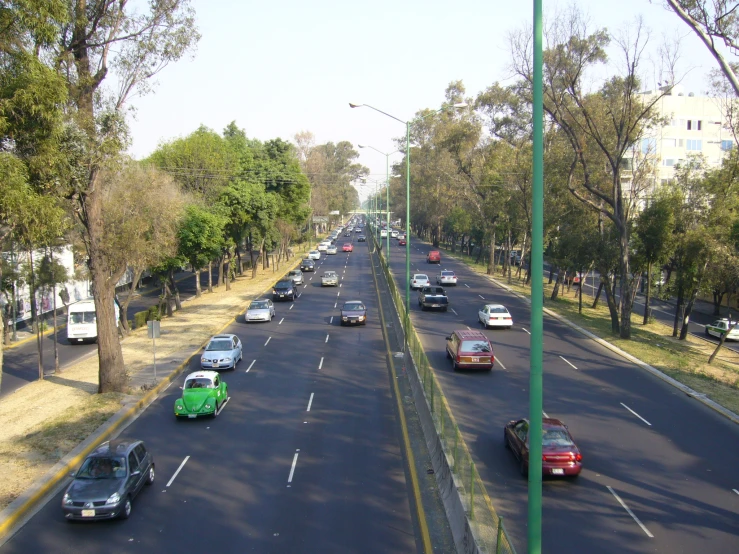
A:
[
  {"xmin": 186, "ymin": 377, "xmax": 215, "ymax": 389},
  {"xmin": 206, "ymin": 340, "xmax": 232, "ymax": 351},
  {"xmin": 460, "ymin": 340, "xmax": 491, "ymax": 353},
  {"xmin": 250, "ymin": 301, "xmax": 269, "ymax": 310},
  {"xmin": 343, "ymin": 302, "xmax": 365, "ymax": 311},
  {"xmin": 489, "ymin": 307, "xmax": 509, "ymax": 314},
  {"xmin": 76, "ymin": 456, "xmax": 126, "ymax": 479},
  {"xmin": 289, "ymin": 271, "xmax": 300, "ymax": 277},
  {"xmin": 542, "ymin": 429, "xmax": 574, "ymax": 447},
  {"xmin": 275, "ymin": 282, "xmax": 292, "ymax": 289},
  {"xmin": 325, "ymin": 272, "xmax": 336, "ymax": 277}
]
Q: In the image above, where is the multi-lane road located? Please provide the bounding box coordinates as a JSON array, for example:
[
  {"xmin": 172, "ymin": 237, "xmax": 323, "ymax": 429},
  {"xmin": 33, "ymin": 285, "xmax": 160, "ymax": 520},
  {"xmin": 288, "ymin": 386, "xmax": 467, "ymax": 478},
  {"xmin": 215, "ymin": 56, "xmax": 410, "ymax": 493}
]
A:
[
  {"xmin": 385, "ymin": 235, "xmax": 739, "ymax": 553},
  {"xmin": 1, "ymin": 232, "xmax": 425, "ymax": 553}
]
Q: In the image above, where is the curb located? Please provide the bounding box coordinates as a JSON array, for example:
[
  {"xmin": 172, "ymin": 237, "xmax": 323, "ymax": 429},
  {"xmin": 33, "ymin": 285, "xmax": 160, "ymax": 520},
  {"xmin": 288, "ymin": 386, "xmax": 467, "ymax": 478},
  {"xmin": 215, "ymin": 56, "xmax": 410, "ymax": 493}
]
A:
[
  {"xmin": 441, "ymin": 248, "xmax": 739, "ymax": 427},
  {"xmin": 0, "ymin": 257, "xmax": 304, "ymax": 544},
  {"xmin": 5, "ymin": 324, "xmax": 67, "ymax": 351}
]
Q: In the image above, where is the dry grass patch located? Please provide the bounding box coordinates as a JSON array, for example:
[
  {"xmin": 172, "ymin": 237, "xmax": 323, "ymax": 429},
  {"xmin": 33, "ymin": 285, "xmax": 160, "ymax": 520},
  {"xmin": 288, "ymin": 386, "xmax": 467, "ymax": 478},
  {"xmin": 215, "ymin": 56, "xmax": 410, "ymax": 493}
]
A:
[
  {"xmin": 438, "ymin": 245, "xmax": 739, "ymax": 415},
  {"xmin": 0, "ymin": 255, "xmax": 306, "ymax": 512}
]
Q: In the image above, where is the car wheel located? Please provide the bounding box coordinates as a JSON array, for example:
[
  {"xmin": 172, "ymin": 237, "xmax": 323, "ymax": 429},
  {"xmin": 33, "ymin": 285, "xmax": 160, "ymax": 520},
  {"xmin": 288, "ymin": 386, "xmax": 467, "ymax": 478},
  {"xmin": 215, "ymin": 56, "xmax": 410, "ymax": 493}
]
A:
[
  {"xmin": 443, "ymin": 307, "xmax": 448, "ymax": 312},
  {"xmin": 120, "ymin": 496, "xmax": 132, "ymax": 519},
  {"xmin": 212, "ymin": 401, "xmax": 219, "ymax": 418},
  {"xmin": 446, "ymin": 348, "xmax": 451, "ymax": 359},
  {"xmin": 519, "ymin": 459, "xmax": 528, "ymax": 478},
  {"xmin": 504, "ymin": 432, "xmax": 510, "ymax": 449},
  {"xmin": 705, "ymin": 327, "xmax": 711, "ymax": 336},
  {"xmin": 146, "ymin": 465, "xmax": 155, "ymax": 485},
  {"xmin": 452, "ymin": 359, "xmax": 458, "ymax": 371}
]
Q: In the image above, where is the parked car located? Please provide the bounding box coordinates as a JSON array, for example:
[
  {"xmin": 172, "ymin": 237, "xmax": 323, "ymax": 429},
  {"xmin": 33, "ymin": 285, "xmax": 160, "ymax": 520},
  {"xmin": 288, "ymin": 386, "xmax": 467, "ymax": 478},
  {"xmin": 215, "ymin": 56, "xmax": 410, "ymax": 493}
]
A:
[
  {"xmin": 288, "ymin": 269, "xmax": 304, "ymax": 285},
  {"xmin": 436, "ymin": 270, "xmax": 458, "ymax": 286},
  {"xmin": 308, "ymin": 250, "xmax": 321, "ymax": 260},
  {"xmin": 201, "ymin": 334, "xmax": 242, "ymax": 370},
  {"xmin": 445, "ymin": 329, "xmax": 494, "ymax": 371},
  {"xmin": 245, "ymin": 299, "xmax": 275, "ymax": 323},
  {"xmin": 357, "ymin": 235, "xmax": 366, "ymax": 242},
  {"xmin": 418, "ymin": 286, "xmax": 449, "ymax": 311},
  {"xmin": 340, "ymin": 300, "xmax": 367, "ymax": 326},
  {"xmin": 300, "ymin": 259, "xmax": 315, "ymax": 272},
  {"xmin": 705, "ymin": 318, "xmax": 739, "ymax": 341},
  {"xmin": 62, "ymin": 439, "xmax": 155, "ymax": 521},
  {"xmin": 321, "ymin": 271, "xmax": 339, "ymax": 287},
  {"xmin": 342, "ymin": 243, "xmax": 354, "ymax": 252},
  {"xmin": 504, "ymin": 418, "xmax": 582, "ymax": 477},
  {"xmin": 427, "ymin": 250, "xmax": 441, "ymax": 264},
  {"xmin": 327, "ymin": 245, "xmax": 338, "ymax": 255},
  {"xmin": 478, "ymin": 304, "xmax": 513, "ymax": 329},
  {"xmin": 273, "ymin": 279, "xmax": 297, "ymax": 301},
  {"xmin": 174, "ymin": 371, "xmax": 229, "ymax": 419},
  {"xmin": 410, "ymin": 273, "xmax": 430, "ymax": 290}
]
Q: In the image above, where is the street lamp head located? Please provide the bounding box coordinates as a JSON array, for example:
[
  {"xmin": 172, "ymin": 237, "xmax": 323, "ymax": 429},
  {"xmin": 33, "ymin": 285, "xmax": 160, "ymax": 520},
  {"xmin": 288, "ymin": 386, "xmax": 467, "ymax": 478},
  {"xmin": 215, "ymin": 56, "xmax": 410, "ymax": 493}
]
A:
[
  {"xmin": 358, "ymin": 144, "xmax": 366, "ymax": 148},
  {"xmin": 452, "ymin": 102, "xmax": 468, "ymax": 109},
  {"xmin": 349, "ymin": 103, "xmax": 363, "ymax": 108}
]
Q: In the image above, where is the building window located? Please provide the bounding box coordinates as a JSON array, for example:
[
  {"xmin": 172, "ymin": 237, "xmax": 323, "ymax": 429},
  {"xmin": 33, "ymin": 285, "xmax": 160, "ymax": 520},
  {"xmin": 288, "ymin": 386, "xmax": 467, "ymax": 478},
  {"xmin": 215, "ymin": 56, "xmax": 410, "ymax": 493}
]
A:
[
  {"xmin": 663, "ymin": 138, "xmax": 676, "ymax": 148},
  {"xmin": 686, "ymin": 139, "xmax": 702, "ymax": 151},
  {"xmin": 662, "ymin": 158, "xmax": 676, "ymax": 167},
  {"xmin": 641, "ymin": 138, "xmax": 657, "ymax": 154},
  {"xmin": 687, "ymin": 120, "xmax": 702, "ymax": 131},
  {"xmin": 721, "ymin": 140, "xmax": 734, "ymax": 151}
]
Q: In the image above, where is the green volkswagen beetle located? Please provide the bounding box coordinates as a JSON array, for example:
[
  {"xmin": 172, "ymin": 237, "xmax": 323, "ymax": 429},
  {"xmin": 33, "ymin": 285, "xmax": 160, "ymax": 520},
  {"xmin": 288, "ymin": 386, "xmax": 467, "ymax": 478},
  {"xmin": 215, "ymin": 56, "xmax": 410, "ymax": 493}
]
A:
[{"xmin": 174, "ymin": 371, "xmax": 229, "ymax": 419}]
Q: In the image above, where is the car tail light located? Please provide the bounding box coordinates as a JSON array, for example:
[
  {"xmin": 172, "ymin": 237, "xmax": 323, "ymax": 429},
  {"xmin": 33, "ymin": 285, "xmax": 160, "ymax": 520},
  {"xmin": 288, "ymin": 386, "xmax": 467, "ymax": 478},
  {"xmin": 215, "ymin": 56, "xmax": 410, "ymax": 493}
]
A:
[
  {"xmin": 542, "ymin": 455, "xmax": 548, "ymax": 461},
  {"xmin": 575, "ymin": 453, "xmax": 582, "ymax": 462}
]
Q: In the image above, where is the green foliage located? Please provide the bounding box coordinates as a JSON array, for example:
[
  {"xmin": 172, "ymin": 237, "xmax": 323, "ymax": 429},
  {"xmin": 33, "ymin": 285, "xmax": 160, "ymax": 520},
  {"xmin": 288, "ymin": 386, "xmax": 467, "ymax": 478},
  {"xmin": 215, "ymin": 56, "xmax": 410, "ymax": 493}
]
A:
[
  {"xmin": 133, "ymin": 310, "xmax": 148, "ymax": 329},
  {"xmin": 177, "ymin": 205, "xmax": 227, "ymax": 270}
]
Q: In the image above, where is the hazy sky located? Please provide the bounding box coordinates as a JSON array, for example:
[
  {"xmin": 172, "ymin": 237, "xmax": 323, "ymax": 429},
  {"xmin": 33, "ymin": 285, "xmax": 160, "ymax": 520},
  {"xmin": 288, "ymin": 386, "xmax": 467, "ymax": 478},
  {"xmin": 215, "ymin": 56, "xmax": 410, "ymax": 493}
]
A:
[{"xmin": 124, "ymin": 0, "xmax": 721, "ymax": 199}]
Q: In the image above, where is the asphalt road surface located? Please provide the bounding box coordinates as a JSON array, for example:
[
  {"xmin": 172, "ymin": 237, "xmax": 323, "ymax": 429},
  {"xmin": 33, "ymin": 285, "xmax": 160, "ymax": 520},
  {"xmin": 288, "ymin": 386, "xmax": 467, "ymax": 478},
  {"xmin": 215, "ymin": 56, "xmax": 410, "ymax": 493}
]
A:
[
  {"xmin": 2, "ymin": 233, "xmax": 423, "ymax": 554},
  {"xmin": 384, "ymin": 233, "xmax": 739, "ymax": 554}
]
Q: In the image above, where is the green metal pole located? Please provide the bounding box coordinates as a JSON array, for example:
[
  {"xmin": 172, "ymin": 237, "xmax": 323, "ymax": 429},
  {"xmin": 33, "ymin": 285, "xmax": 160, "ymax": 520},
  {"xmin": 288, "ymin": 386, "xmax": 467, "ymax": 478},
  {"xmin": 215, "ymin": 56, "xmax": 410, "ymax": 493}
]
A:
[
  {"xmin": 386, "ymin": 154, "xmax": 391, "ymax": 253},
  {"xmin": 529, "ymin": 0, "xmax": 544, "ymax": 552},
  {"xmin": 405, "ymin": 121, "xmax": 411, "ymax": 317}
]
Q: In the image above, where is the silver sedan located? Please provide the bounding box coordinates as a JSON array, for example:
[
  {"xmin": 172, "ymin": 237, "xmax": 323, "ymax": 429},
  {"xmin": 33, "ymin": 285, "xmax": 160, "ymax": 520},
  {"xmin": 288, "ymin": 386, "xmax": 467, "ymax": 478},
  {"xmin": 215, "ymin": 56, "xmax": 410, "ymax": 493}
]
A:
[{"xmin": 245, "ymin": 299, "xmax": 275, "ymax": 323}]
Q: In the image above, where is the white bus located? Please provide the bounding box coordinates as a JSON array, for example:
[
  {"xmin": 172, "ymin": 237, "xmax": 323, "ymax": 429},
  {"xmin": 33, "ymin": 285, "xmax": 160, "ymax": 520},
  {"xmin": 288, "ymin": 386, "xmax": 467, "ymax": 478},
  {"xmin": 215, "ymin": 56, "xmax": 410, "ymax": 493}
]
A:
[{"xmin": 67, "ymin": 298, "xmax": 120, "ymax": 344}]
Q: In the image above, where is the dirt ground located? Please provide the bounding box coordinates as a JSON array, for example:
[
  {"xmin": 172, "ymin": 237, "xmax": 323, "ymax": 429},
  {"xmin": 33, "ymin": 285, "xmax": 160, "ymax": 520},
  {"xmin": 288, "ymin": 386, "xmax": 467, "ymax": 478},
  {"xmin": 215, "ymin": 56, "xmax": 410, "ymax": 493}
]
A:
[{"xmin": 0, "ymin": 256, "xmax": 302, "ymax": 511}]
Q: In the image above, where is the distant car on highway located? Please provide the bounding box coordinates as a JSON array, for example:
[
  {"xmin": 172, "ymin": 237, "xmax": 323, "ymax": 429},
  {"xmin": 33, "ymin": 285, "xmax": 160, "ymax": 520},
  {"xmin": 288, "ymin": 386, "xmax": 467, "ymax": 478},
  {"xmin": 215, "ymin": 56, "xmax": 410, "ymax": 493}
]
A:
[
  {"xmin": 321, "ymin": 271, "xmax": 339, "ymax": 287},
  {"xmin": 288, "ymin": 269, "xmax": 304, "ymax": 285},
  {"xmin": 62, "ymin": 439, "xmax": 155, "ymax": 521},
  {"xmin": 174, "ymin": 370, "xmax": 229, "ymax": 419},
  {"xmin": 245, "ymin": 299, "xmax": 275, "ymax": 323},
  {"xmin": 705, "ymin": 318, "xmax": 739, "ymax": 341},
  {"xmin": 427, "ymin": 250, "xmax": 441, "ymax": 264},
  {"xmin": 342, "ymin": 243, "xmax": 353, "ymax": 252},
  {"xmin": 318, "ymin": 241, "xmax": 330, "ymax": 252},
  {"xmin": 478, "ymin": 304, "xmax": 513, "ymax": 329},
  {"xmin": 308, "ymin": 250, "xmax": 321, "ymax": 260},
  {"xmin": 357, "ymin": 235, "xmax": 366, "ymax": 242},
  {"xmin": 410, "ymin": 273, "xmax": 430, "ymax": 290},
  {"xmin": 300, "ymin": 259, "xmax": 315, "ymax": 272},
  {"xmin": 504, "ymin": 418, "xmax": 582, "ymax": 477},
  {"xmin": 327, "ymin": 245, "xmax": 338, "ymax": 255},
  {"xmin": 445, "ymin": 329, "xmax": 494, "ymax": 371},
  {"xmin": 340, "ymin": 300, "xmax": 367, "ymax": 326},
  {"xmin": 418, "ymin": 286, "xmax": 448, "ymax": 311},
  {"xmin": 436, "ymin": 270, "xmax": 458, "ymax": 286},
  {"xmin": 201, "ymin": 334, "xmax": 242, "ymax": 370},
  {"xmin": 273, "ymin": 279, "xmax": 297, "ymax": 301},
  {"xmin": 398, "ymin": 238, "xmax": 406, "ymax": 246}
]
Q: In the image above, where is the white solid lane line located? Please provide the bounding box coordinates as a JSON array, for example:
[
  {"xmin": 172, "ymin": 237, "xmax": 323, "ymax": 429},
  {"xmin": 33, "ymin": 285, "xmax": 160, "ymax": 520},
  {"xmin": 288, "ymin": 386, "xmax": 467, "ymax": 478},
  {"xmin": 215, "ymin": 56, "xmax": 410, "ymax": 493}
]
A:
[
  {"xmin": 215, "ymin": 396, "xmax": 230, "ymax": 415},
  {"xmin": 264, "ymin": 337, "xmax": 271, "ymax": 347},
  {"xmin": 166, "ymin": 456, "xmax": 190, "ymax": 487},
  {"xmin": 479, "ymin": 294, "xmax": 485, "ymax": 300},
  {"xmin": 318, "ymin": 357, "xmax": 323, "ymax": 370},
  {"xmin": 559, "ymin": 355, "xmax": 578, "ymax": 370},
  {"xmin": 606, "ymin": 486, "xmax": 654, "ymax": 538},
  {"xmin": 522, "ymin": 328, "xmax": 531, "ymax": 335},
  {"xmin": 279, "ymin": 318, "xmax": 284, "ymax": 325},
  {"xmin": 288, "ymin": 451, "xmax": 300, "ymax": 483},
  {"xmin": 496, "ymin": 357, "xmax": 507, "ymax": 370},
  {"xmin": 307, "ymin": 393, "xmax": 314, "ymax": 411},
  {"xmin": 246, "ymin": 360, "xmax": 256, "ymax": 373},
  {"xmin": 620, "ymin": 403, "xmax": 652, "ymax": 426},
  {"xmin": 325, "ymin": 334, "xmax": 329, "ymax": 343},
  {"xmin": 450, "ymin": 308, "xmax": 458, "ymax": 315},
  {"xmin": 464, "ymin": 283, "xmax": 470, "ymax": 288}
]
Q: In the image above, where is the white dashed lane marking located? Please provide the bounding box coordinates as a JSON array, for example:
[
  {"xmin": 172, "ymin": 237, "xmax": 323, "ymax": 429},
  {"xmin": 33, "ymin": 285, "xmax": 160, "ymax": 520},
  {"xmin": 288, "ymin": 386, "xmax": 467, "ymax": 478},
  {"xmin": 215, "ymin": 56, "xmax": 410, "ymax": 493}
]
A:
[
  {"xmin": 620, "ymin": 403, "xmax": 652, "ymax": 426},
  {"xmin": 559, "ymin": 355, "xmax": 577, "ymax": 369},
  {"xmin": 166, "ymin": 456, "xmax": 190, "ymax": 488},
  {"xmin": 607, "ymin": 486, "xmax": 654, "ymax": 538},
  {"xmin": 264, "ymin": 337, "xmax": 271, "ymax": 347},
  {"xmin": 246, "ymin": 360, "xmax": 256, "ymax": 373}
]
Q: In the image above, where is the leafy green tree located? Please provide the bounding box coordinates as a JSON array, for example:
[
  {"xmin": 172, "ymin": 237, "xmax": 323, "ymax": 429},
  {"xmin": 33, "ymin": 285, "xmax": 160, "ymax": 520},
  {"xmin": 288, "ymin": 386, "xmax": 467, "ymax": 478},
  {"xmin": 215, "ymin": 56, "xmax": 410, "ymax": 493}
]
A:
[{"xmin": 177, "ymin": 205, "xmax": 227, "ymax": 298}]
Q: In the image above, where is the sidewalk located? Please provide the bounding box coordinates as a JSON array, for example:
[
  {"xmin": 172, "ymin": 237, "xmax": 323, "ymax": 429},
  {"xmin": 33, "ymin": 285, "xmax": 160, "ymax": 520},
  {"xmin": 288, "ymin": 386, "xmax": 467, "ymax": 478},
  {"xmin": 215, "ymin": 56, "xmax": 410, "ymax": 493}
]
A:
[{"xmin": 0, "ymin": 256, "xmax": 302, "ymax": 517}]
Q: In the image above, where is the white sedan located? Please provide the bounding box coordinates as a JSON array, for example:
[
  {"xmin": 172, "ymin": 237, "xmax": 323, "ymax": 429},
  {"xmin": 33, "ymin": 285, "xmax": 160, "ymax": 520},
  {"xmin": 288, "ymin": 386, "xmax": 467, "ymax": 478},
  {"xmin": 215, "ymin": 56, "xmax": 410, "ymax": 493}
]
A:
[
  {"xmin": 410, "ymin": 274, "xmax": 430, "ymax": 290},
  {"xmin": 317, "ymin": 242, "xmax": 330, "ymax": 252},
  {"xmin": 436, "ymin": 270, "xmax": 458, "ymax": 286},
  {"xmin": 705, "ymin": 318, "xmax": 739, "ymax": 341},
  {"xmin": 327, "ymin": 245, "xmax": 338, "ymax": 255},
  {"xmin": 308, "ymin": 250, "xmax": 321, "ymax": 260},
  {"xmin": 478, "ymin": 304, "xmax": 513, "ymax": 329}
]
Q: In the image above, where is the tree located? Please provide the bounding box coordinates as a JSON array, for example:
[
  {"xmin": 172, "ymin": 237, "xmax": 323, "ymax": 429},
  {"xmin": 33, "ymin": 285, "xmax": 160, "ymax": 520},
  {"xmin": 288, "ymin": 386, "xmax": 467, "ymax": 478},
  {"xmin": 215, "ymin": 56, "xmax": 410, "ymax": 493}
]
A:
[
  {"xmin": 664, "ymin": 0, "xmax": 739, "ymax": 96},
  {"xmin": 177, "ymin": 205, "xmax": 226, "ymax": 298},
  {"xmin": 54, "ymin": 0, "xmax": 200, "ymax": 393},
  {"xmin": 36, "ymin": 249, "xmax": 69, "ymax": 373}
]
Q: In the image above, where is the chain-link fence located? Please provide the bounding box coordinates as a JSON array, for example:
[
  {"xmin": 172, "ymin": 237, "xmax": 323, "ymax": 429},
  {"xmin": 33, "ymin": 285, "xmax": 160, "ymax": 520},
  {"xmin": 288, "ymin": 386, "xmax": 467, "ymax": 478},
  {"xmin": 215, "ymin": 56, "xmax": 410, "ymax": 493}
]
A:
[{"xmin": 372, "ymin": 230, "xmax": 517, "ymax": 554}]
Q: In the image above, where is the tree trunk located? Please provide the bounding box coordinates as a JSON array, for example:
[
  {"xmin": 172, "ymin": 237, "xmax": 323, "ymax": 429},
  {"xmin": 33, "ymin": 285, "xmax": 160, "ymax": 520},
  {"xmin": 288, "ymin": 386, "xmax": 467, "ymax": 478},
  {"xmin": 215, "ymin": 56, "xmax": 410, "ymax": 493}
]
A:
[
  {"xmin": 712, "ymin": 290, "xmax": 724, "ymax": 316},
  {"xmin": 680, "ymin": 262, "xmax": 709, "ymax": 340},
  {"xmin": 578, "ymin": 268, "xmax": 584, "ymax": 314},
  {"xmin": 673, "ymin": 283, "xmax": 684, "ymax": 337},
  {"xmin": 217, "ymin": 256, "xmax": 225, "ymax": 287},
  {"xmin": 592, "ymin": 281, "xmax": 604, "ymax": 309},
  {"xmin": 236, "ymin": 247, "xmax": 243, "ymax": 276},
  {"xmin": 618, "ymin": 232, "xmax": 633, "ymax": 339},
  {"xmin": 120, "ymin": 268, "xmax": 143, "ymax": 334},
  {"xmin": 207, "ymin": 262, "xmax": 213, "ymax": 293},
  {"xmin": 551, "ymin": 271, "xmax": 563, "ymax": 300},
  {"xmin": 487, "ymin": 231, "xmax": 495, "ymax": 275},
  {"xmin": 162, "ymin": 280, "xmax": 174, "ymax": 317},
  {"xmin": 53, "ymin": 279, "xmax": 59, "ymax": 373},
  {"xmin": 28, "ymin": 250, "xmax": 43, "ymax": 380},
  {"xmin": 194, "ymin": 268, "xmax": 202, "ymax": 298},
  {"xmin": 600, "ymin": 271, "xmax": 620, "ymax": 334},
  {"xmin": 169, "ymin": 268, "xmax": 181, "ymax": 311},
  {"xmin": 643, "ymin": 261, "xmax": 652, "ymax": 325},
  {"xmin": 225, "ymin": 252, "xmax": 231, "ymax": 291}
]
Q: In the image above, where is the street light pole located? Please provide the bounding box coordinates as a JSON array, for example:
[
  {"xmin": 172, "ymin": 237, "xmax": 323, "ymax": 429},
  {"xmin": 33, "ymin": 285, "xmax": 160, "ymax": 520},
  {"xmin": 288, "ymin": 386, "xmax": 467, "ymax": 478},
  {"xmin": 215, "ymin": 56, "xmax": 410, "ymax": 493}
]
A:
[
  {"xmin": 350, "ymin": 101, "xmax": 467, "ymax": 320},
  {"xmin": 358, "ymin": 145, "xmax": 400, "ymax": 257}
]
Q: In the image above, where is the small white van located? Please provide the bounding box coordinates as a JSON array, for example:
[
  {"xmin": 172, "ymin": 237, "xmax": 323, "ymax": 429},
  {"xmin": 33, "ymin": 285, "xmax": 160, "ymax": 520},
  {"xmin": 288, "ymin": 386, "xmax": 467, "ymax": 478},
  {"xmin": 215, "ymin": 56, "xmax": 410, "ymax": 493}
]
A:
[{"xmin": 67, "ymin": 298, "xmax": 120, "ymax": 344}]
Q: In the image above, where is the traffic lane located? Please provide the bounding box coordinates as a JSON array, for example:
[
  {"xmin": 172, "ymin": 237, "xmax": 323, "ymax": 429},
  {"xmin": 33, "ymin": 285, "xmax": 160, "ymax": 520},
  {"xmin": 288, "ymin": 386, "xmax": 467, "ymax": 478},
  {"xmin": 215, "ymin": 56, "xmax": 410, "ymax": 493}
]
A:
[
  {"xmin": 1, "ymin": 246, "xmax": 381, "ymax": 552},
  {"xmin": 399, "ymin": 240, "xmax": 739, "ymax": 552}
]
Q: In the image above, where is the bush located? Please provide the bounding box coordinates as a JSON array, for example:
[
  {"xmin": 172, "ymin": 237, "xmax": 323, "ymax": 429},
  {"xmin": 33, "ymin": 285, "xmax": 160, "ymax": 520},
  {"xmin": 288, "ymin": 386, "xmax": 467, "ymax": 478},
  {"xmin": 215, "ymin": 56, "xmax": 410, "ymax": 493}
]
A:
[
  {"xmin": 133, "ymin": 311, "xmax": 148, "ymax": 329},
  {"xmin": 146, "ymin": 306, "xmax": 161, "ymax": 322}
]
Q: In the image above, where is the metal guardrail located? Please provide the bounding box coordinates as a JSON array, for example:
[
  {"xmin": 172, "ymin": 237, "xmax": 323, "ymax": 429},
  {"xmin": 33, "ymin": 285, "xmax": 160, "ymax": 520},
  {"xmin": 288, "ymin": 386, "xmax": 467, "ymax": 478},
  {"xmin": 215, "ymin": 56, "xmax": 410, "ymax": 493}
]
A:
[{"xmin": 370, "ymin": 229, "xmax": 517, "ymax": 554}]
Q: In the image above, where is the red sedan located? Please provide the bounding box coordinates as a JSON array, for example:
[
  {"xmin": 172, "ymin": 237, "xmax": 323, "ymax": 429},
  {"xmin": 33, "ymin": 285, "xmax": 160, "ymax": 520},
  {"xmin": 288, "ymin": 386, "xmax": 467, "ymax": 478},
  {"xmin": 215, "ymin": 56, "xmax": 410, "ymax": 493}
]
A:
[
  {"xmin": 398, "ymin": 238, "xmax": 406, "ymax": 246},
  {"xmin": 504, "ymin": 418, "xmax": 582, "ymax": 477},
  {"xmin": 342, "ymin": 243, "xmax": 353, "ymax": 252}
]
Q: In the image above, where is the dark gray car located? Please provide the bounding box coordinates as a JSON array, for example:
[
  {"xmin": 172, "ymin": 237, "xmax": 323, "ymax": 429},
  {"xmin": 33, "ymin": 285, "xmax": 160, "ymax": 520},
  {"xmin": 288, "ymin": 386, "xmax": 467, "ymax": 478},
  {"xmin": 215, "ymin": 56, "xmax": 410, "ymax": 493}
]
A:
[{"xmin": 61, "ymin": 439, "xmax": 154, "ymax": 521}]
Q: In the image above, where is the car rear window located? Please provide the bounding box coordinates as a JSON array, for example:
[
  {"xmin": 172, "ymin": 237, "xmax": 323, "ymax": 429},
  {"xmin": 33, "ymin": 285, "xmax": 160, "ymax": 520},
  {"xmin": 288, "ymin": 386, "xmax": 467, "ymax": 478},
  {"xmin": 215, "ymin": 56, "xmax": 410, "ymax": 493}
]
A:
[
  {"xmin": 542, "ymin": 429, "xmax": 574, "ymax": 447},
  {"xmin": 460, "ymin": 340, "xmax": 491, "ymax": 353},
  {"xmin": 442, "ymin": 272, "xmax": 455, "ymax": 276},
  {"xmin": 489, "ymin": 307, "xmax": 509, "ymax": 314}
]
